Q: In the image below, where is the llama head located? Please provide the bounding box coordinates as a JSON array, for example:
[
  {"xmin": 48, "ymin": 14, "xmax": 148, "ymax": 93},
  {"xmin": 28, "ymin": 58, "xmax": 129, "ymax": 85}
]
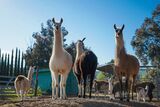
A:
[
  {"xmin": 52, "ymin": 18, "xmax": 63, "ymax": 31},
  {"xmin": 114, "ymin": 24, "xmax": 124, "ymax": 39},
  {"xmin": 114, "ymin": 24, "xmax": 125, "ymax": 47},
  {"xmin": 76, "ymin": 37, "xmax": 86, "ymax": 50}
]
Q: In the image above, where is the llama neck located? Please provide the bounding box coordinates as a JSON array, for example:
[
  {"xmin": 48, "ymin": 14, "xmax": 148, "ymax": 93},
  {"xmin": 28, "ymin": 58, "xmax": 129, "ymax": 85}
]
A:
[
  {"xmin": 115, "ymin": 46, "xmax": 126, "ymax": 59},
  {"xmin": 27, "ymin": 69, "xmax": 33, "ymax": 81},
  {"xmin": 75, "ymin": 46, "xmax": 84, "ymax": 60},
  {"xmin": 115, "ymin": 38, "xmax": 126, "ymax": 59},
  {"xmin": 53, "ymin": 30, "xmax": 63, "ymax": 53}
]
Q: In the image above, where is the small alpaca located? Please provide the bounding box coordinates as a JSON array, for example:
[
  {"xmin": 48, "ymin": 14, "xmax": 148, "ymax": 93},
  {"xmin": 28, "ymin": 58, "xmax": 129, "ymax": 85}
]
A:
[
  {"xmin": 73, "ymin": 38, "xmax": 97, "ymax": 98},
  {"xmin": 93, "ymin": 79, "xmax": 108, "ymax": 98},
  {"xmin": 137, "ymin": 85, "xmax": 149, "ymax": 102},
  {"xmin": 14, "ymin": 66, "xmax": 35, "ymax": 100},
  {"xmin": 49, "ymin": 18, "xmax": 72, "ymax": 99},
  {"xmin": 108, "ymin": 77, "xmax": 115, "ymax": 100},
  {"xmin": 135, "ymin": 82, "xmax": 155, "ymax": 101}
]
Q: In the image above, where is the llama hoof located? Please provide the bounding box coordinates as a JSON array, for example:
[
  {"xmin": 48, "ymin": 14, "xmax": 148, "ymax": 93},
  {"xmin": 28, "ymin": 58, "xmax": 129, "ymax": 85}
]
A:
[
  {"xmin": 63, "ymin": 96, "xmax": 67, "ymax": 100},
  {"xmin": 127, "ymin": 99, "xmax": 130, "ymax": 102},
  {"xmin": 60, "ymin": 97, "xmax": 63, "ymax": 100},
  {"xmin": 120, "ymin": 98, "xmax": 123, "ymax": 101},
  {"xmin": 52, "ymin": 97, "xmax": 57, "ymax": 100},
  {"xmin": 110, "ymin": 98, "xmax": 113, "ymax": 101},
  {"xmin": 78, "ymin": 95, "xmax": 81, "ymax": 98},
  {"xmin": 83, "ymin": 95, "xmax": 86, "ymax": 98}
]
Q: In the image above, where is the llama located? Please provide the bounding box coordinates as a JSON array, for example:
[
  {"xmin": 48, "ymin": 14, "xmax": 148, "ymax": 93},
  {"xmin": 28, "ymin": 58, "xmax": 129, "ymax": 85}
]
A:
[
  {"xmin": 136, "ymin": 85, "xmax": 149, "ymax": 102},
  {"xmin": 14, "ymin": 66, "xmax": 35, "ymax": 100},
  {"xmin": 49, "ymin": 18, "xmax": 72, "ymax": 99},
  {"xmin": 108, "ymin": 77, "xmax": 115, "ymax": 100},
  {"xmin": 114, "ymin": 24, "xmax": 140, "ymax": 101},
  {"xmin": 135, "ymin": 82, "xmax": 155, "ymax": 101},
  {"xmin": 73, "ymin": 38, "xmax": 97, "ymax": 98},
  {"xmin": 93, "ymin": 79, "xmax": 108, "ymax": 98}
]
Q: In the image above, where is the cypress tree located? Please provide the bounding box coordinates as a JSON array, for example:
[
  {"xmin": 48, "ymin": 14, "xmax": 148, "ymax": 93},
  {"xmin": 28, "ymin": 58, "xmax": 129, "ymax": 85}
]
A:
[
  {"xmin": 14, "ymin": 48, "xmax": 18, "ymax": 76},
  {"xmin": 0, "ymin": 49, "xmax": 1, "ymax": 58},
  {"xmin": 7, "ymin": 54, "xmax": 10, "ymax": 76},
  {"xmin": 4, "ymin": 54, "xmax": 7, "ymax": 75},
  {"xmin": 17, "ymin": 49, "xmax": 20, "ymax": 74},
  {"xmin": 21, "ymin": 52, "xmax": 24, "ymax": 74},
  {"xmin": 0, "ymin": 49, "xmax": 1, "ymax": 74},
  {"xmin": 10, "ymin": 49, "xmax": 14, "ymax": 76},
  {"xmin": 1, "ymin": 54, "xmax": 4, "ymax": 75}
]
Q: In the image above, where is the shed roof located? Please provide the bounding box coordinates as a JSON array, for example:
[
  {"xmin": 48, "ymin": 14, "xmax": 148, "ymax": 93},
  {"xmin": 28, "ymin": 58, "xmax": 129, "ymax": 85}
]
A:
[{"xmin": 97, "ymin": 64, "xmax": 114, "ymax": 74}]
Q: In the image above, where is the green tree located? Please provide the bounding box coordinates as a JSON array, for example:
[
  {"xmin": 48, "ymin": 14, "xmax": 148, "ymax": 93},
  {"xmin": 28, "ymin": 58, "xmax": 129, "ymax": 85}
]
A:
[{"xmin": 131, "ymin": 5, "xmax": 160, "ymax": 66}]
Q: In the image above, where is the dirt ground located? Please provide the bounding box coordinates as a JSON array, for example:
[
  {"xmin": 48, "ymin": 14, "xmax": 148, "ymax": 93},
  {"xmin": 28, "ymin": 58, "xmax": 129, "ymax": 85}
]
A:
[{"xmin": 0, "ymin": 96, "xmax": 160, "ymax": 107}]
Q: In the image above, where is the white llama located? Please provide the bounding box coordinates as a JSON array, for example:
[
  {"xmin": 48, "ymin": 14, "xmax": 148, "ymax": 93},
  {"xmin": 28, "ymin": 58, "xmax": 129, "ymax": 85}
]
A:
[
  {"xmin": 14, "ymin": 66, "xmax": 35, "ymax": 100},
  {"xmin": 49, "ymin": 18, "xmax": 72, "ymax": 99},
  {"xmin": 137, "ymin": 85, "xmax": 149, "ymax": 102},
  {"xmin": 108, "ymin": 77, "xmax": 115, "ymax": 100}
]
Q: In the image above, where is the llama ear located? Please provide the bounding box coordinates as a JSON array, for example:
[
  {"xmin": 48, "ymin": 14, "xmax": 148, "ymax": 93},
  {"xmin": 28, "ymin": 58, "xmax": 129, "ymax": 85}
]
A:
[
  {"xmin": 114, "ymin": 24, "xmax": 117, "ymax": 30},
  {"xmin": 52, "ymin": 18, "xmax": 56, "ymax": 24},
  {"xmin": 60, "ymin": 18, "xmax": 63, "ymax": 24},
  {"xmin": 82, "ymin": 37, "xmax": 86, "ymax": 42},
  {"xmin": 121, "ymin": 24, "xmax": 125, "ymax": 31}
]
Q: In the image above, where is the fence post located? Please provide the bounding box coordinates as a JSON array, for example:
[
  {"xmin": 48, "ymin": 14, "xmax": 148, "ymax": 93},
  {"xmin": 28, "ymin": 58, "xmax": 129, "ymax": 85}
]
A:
[{"xmin": 34, "ymin": 66, "xmax": 39, "ymax": 96}]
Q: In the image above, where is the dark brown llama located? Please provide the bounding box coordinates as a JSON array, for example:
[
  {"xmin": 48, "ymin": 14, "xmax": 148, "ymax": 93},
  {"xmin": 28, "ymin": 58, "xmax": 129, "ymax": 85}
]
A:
[
  {"xmin": 73, "ymin": 38, "xmax": 97, "ymax": 98},
  {"xmin": 114, "ymin": 24, "xmax": 140, "ymax": 101}
]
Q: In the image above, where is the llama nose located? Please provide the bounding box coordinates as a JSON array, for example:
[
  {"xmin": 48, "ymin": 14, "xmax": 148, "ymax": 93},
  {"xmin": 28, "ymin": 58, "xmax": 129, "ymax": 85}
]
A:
[{"xmin": 56, "ymin": 26, "xmax": 59, "ymax": 30}]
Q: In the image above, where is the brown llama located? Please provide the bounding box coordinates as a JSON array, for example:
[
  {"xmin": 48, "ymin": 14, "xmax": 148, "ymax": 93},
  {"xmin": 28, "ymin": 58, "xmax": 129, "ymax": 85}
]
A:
[
  {"xmin": 73, "ymin": 38, "xmax": 97, "ymax": 98},
  {"xmin": 49, "ymin": 18, "xmax": 72, "ymax": 99},
  {"xmin": 14, "ymin": 66, "xmax": 35, "ymax": 100},
  {"xmin": 114, "ymin": 24, "xmax": 140, "ymax": 101}
]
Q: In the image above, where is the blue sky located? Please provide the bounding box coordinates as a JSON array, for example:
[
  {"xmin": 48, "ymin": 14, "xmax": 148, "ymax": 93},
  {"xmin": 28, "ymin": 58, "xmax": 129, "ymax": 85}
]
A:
[{"xmin": 0, "ymin": 0, "xmax": 159, "ymax": 65}]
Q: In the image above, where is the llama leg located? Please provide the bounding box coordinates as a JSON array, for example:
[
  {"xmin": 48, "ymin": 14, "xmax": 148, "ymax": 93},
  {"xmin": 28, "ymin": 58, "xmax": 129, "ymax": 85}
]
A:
[
  {"xmin": 89, "ymin": 74, "xmax": 94, "ymax": 98},
  {"xmin": 20, "ymin": 90, "xmax": 24, "ymax": 101},
  {"xmin": 62, "ymin": 72, "xmax": 68, "ymax": 99},
  {"xmin": 83, "ymin": 76, "xmax": 87, "ymax": 98},
  {"xmin": 78, "ymin": 84, "xmax": 81, "ymax": 97},
  {"xmin": 119, "ymin": 77, "xmax": 123, "ymax": 101},
  {"xmin": 126, "ymin": 77, "xmax": 130, "ymax": 102},
  {"xmin": 51, "ymin": 72, "xmax": 55, "ymax": 99},
  {"xmin": 60, "ymin": 74, "xmax": 63, "ymax": 99},
  {"xmin": 51, "ymin": 79, "xmax": 55, "ymax": 99},
  {"xmin": 78, "ymin": 76, "xmax": 82, "ymax": 97},
  {"xmin": 132, "ymin": 76, "xmax": 136, "ymax": 100},
  {"xmin": 52, "ymin": 72, "xmax": 59, "ymax": 99},
  {"xmin": 143, "ymin": 96, "xmax": 145, "ymax": 102},
  {"xmin": 15, "ymin": 87, "xmax": 20, "ymax": 97},
  {"xmin": 137, "ymin": 92, "xmax": 140, "ymax": 102},
  {"xmin": 15, "ymin": 82, "xmax": 20, "ymax": 97}
]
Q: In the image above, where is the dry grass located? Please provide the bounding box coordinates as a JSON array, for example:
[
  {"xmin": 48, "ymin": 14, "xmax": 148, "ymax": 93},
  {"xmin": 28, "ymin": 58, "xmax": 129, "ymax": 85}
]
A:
[{"xmin": 0, "ymin": 96, "xmax": 160, "ymax": 107}]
